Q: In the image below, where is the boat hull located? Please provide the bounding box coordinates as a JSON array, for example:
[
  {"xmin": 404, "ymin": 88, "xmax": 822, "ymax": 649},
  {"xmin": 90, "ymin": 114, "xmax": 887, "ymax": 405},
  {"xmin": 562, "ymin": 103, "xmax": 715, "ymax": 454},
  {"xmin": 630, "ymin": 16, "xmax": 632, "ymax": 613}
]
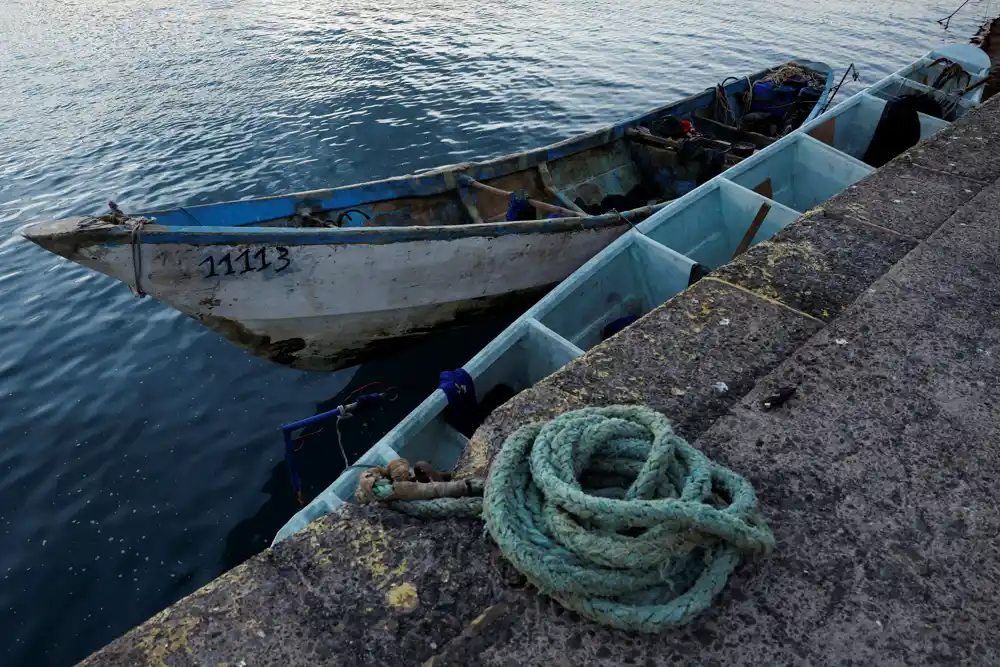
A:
[
  {"xmin": 61, "ymin": 222, "xmax": 629, "ymax": 370},
  {"xmin": 22, "ymin": 59, "xmax": 836, "ymax": 370},
  {"xmin": 198, "ymin": 286, "xmax": 553, "ymax": 370}
]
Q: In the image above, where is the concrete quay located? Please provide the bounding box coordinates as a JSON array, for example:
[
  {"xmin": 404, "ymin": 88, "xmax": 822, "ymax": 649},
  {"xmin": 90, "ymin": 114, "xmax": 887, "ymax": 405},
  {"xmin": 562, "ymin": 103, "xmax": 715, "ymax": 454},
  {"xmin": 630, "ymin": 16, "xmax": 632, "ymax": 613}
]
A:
[{"xmin": 82, "ymin": 94, "xmax": 1000, "ymax": 666}]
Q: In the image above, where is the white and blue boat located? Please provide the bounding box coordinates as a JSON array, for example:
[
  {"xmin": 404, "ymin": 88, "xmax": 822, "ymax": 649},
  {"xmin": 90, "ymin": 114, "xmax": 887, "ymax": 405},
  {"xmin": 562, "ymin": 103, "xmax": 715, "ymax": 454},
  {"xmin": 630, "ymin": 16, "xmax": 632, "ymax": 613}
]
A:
[
  {"xmin": 274, "ymin": 44, "xmax": 991, "ymax": 542},
  {"xmin": 23, "ymin": 61, "xmax": 834, "ymax": 371}
]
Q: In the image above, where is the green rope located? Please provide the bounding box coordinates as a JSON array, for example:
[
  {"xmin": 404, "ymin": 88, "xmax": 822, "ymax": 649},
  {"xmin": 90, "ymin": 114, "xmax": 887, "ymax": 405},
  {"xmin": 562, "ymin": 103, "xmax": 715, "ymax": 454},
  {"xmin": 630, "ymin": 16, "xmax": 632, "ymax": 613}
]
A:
[{"xmin": 389, "ymin": 405, "xmax": 774, "ymax": 633}]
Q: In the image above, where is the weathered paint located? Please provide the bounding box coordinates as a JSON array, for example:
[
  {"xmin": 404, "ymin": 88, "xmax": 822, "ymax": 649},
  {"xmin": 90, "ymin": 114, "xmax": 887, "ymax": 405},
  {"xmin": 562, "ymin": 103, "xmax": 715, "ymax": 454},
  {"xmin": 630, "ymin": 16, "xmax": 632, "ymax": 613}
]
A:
[
  {"xmin": 22, "ymin": 60, "xmax": 837, "ymax": 370},
  {"xmin": 63, "ymin": 225, "xmax": 628, "ymax": 371}
]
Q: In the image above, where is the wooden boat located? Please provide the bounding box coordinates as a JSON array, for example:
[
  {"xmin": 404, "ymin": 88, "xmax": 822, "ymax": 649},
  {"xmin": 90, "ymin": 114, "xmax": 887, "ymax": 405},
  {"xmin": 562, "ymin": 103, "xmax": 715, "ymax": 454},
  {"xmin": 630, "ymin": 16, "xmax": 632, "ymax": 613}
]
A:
[
  {"xmin": 23, "ymin": 60, "xmax": 834, "ymax": 371},
  {"xmin": 273, "ymin": 45, "xmax": 991, "ymax": 541}
]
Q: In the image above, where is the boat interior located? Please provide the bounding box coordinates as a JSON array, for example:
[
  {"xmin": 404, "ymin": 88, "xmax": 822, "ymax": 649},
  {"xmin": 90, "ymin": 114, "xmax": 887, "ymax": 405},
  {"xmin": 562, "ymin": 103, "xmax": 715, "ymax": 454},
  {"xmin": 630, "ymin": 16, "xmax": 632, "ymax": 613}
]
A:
[
  {"xmin": 273, "ymin": 46, "xmax": 991, "ymax": 543},
  {"xmin": 134, "ymin": 62, "xmax": 834, "ymax": 233}
]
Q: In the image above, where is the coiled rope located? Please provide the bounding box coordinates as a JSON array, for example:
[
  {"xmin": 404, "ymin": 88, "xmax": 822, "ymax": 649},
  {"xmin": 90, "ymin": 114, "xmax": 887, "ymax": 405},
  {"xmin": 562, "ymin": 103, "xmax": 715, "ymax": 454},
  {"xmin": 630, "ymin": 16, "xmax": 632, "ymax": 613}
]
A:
[
  {"xmin": 378, "ymin": 405, "xmax": 775, "ymax": 632},
  {"xmin": 759, "ymin": 64, "xmax": 826, "ymax": 88}
]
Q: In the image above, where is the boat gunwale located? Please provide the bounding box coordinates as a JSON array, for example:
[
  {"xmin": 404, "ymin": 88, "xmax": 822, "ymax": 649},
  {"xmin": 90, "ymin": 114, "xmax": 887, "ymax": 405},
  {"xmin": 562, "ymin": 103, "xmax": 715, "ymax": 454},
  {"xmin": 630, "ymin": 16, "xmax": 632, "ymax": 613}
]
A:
[
  {"xmin": 47, "ymin": 205, "xmax": 664, "ymax": 247},
  {"xmin": 127, "ymin": 59, "xmax": 833, "ymax": 227}
]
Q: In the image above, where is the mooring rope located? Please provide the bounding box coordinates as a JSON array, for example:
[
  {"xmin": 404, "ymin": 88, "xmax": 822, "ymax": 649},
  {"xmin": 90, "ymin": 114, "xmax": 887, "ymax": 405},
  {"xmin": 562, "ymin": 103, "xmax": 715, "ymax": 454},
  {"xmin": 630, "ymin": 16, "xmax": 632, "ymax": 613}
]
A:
[
  {"xmin": 128, "ymin": 216, "xmax": 150, "ymax": 298},
  {"xmin": 371, "ymin": 405, "xmax": 775, "ymax": 632}
]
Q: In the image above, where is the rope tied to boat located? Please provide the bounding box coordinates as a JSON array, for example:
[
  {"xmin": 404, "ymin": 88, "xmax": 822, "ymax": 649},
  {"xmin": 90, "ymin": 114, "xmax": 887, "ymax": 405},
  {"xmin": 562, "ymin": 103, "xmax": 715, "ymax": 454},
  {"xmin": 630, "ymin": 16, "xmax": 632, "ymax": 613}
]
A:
[
  {"xmin": 714, "ymin": 84, "xmax": 737, "ymax": 125},
  {"xmin": 357, "ymin": 405, "xmax": 775, "ymax": 632},
  {"xmin": 332, "ymin": 403, "xmax": 358, "ymax": 470},
  {"xmin": 88, "ymin": 201, "xmax": 152, "ymax": 298},
  {"xmin": 109, "ymin": 201, "xmax": 153, "ymax": 299},
  {"xmin": 608, "ymin": 208, "xmax": 637, "ymax": 232},
  {"xmin": 129, "ymin": 218, "xmax": 148, "ymax": 298},
  {"xmin": 931, "ymin": 60, "xmax": 972, "ymax": 91}
]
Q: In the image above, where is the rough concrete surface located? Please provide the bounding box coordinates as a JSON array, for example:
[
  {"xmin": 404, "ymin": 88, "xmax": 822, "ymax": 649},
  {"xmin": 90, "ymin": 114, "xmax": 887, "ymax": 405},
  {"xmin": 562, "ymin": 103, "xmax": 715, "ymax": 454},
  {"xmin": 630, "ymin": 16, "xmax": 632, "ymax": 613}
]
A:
[
  {"xmin": 80, "ymin": 507, "xmax": 511, "ymax": 667},
  {"xmin": 460, "ymin": 279, "xmax": 822, "ymax": 477},
  {"xmin": 902, "ymin": 93, "xmax": 1000, "ymax": 183},
  {"xmin": 713, "ymin": 210, "xmax": 917, "ymax": 321},
  {"xmin": 678, "ymin": 191, "xmax": 1000, "ymax": 665},
  {"xmin": 546, "ymin": 279, "xmax": 821, "ymax": 439},
  {"xmin": 822, "ymin": 160, "xmax": 985, "ymax": 239},
  {"xmin": 78, "ymin": 95, "xmax": 1000, "ymax": 666}
]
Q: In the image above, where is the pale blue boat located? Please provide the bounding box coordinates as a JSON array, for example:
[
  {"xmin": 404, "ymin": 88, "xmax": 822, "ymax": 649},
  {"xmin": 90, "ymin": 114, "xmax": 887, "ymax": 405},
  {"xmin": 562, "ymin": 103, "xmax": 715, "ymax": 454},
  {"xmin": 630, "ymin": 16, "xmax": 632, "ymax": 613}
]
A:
[{"xmin": 275, "ymin": 44, "xmax": 991, "ymax": 543}]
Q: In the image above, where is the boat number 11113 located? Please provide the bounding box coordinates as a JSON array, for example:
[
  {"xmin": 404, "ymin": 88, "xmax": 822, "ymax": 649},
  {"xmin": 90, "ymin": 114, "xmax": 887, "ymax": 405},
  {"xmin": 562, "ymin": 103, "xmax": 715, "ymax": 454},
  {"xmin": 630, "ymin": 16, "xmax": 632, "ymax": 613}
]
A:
[{"xmin": 199, "ymin": 247, "xmax": 290, "ymax": 278}]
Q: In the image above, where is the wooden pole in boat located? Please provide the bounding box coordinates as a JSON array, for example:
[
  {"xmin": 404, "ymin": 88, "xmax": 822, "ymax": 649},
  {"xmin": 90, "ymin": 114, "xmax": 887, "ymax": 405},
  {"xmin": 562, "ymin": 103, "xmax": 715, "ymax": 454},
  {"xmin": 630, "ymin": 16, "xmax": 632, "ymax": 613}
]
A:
[
  {"xmin": 538, "ymin": 163, "xmax": 588, "ymax": 214},
  {"xmin": 457, "ymin": 175, "xmax": 584, "ymax": 218},
  {"xmin": 961, "ymin": 75, "xmax": 990, "ymax": 95},
  {"xmin": 624, "ymin": 127, "xmax": 684, "ymax": 151},
  {"xmin": 733, "ymin": 202, "xmax": 772, "ymax": 259}
]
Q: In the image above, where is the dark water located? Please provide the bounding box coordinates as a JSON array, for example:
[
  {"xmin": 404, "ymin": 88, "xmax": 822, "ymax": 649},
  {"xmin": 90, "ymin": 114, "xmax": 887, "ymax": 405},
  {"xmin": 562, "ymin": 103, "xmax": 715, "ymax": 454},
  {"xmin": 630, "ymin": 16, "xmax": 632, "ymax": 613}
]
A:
[{"xmin": 0, "ymin": 0, "xmax": 988, "ymax": 664}]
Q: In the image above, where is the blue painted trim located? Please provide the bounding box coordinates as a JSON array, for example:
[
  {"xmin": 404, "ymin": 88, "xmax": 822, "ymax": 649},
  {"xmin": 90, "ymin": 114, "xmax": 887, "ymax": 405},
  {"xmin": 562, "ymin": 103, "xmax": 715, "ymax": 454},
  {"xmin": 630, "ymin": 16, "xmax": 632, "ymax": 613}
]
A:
[{"xmin": 96, "ymin": 207, "xmax": 663, "ymax": 246}]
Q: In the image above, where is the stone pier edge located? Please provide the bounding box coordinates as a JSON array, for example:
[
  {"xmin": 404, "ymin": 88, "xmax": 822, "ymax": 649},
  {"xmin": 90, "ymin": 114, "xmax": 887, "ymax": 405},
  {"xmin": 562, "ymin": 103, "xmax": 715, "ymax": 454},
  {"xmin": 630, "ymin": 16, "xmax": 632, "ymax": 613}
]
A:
[{"xmin": 80, "ymin": 94, "xmax": 1000, "ymax": 667}]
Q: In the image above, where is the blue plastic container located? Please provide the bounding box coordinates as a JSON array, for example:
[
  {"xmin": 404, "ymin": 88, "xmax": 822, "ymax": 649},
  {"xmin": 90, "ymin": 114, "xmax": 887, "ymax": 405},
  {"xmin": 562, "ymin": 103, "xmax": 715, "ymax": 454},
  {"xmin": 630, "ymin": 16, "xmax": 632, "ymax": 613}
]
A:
[{"xmin": 750, "ymin": 81, "xmax": 799, "ymax": 118}]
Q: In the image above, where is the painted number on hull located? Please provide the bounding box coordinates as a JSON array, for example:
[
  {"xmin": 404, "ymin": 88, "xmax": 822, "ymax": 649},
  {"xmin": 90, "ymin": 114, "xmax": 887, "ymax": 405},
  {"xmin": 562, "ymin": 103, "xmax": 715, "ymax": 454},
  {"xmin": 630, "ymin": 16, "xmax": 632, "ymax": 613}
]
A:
[{"xmin": 200, "ymin": 247, "xmax": 290, "ymax": 278}]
